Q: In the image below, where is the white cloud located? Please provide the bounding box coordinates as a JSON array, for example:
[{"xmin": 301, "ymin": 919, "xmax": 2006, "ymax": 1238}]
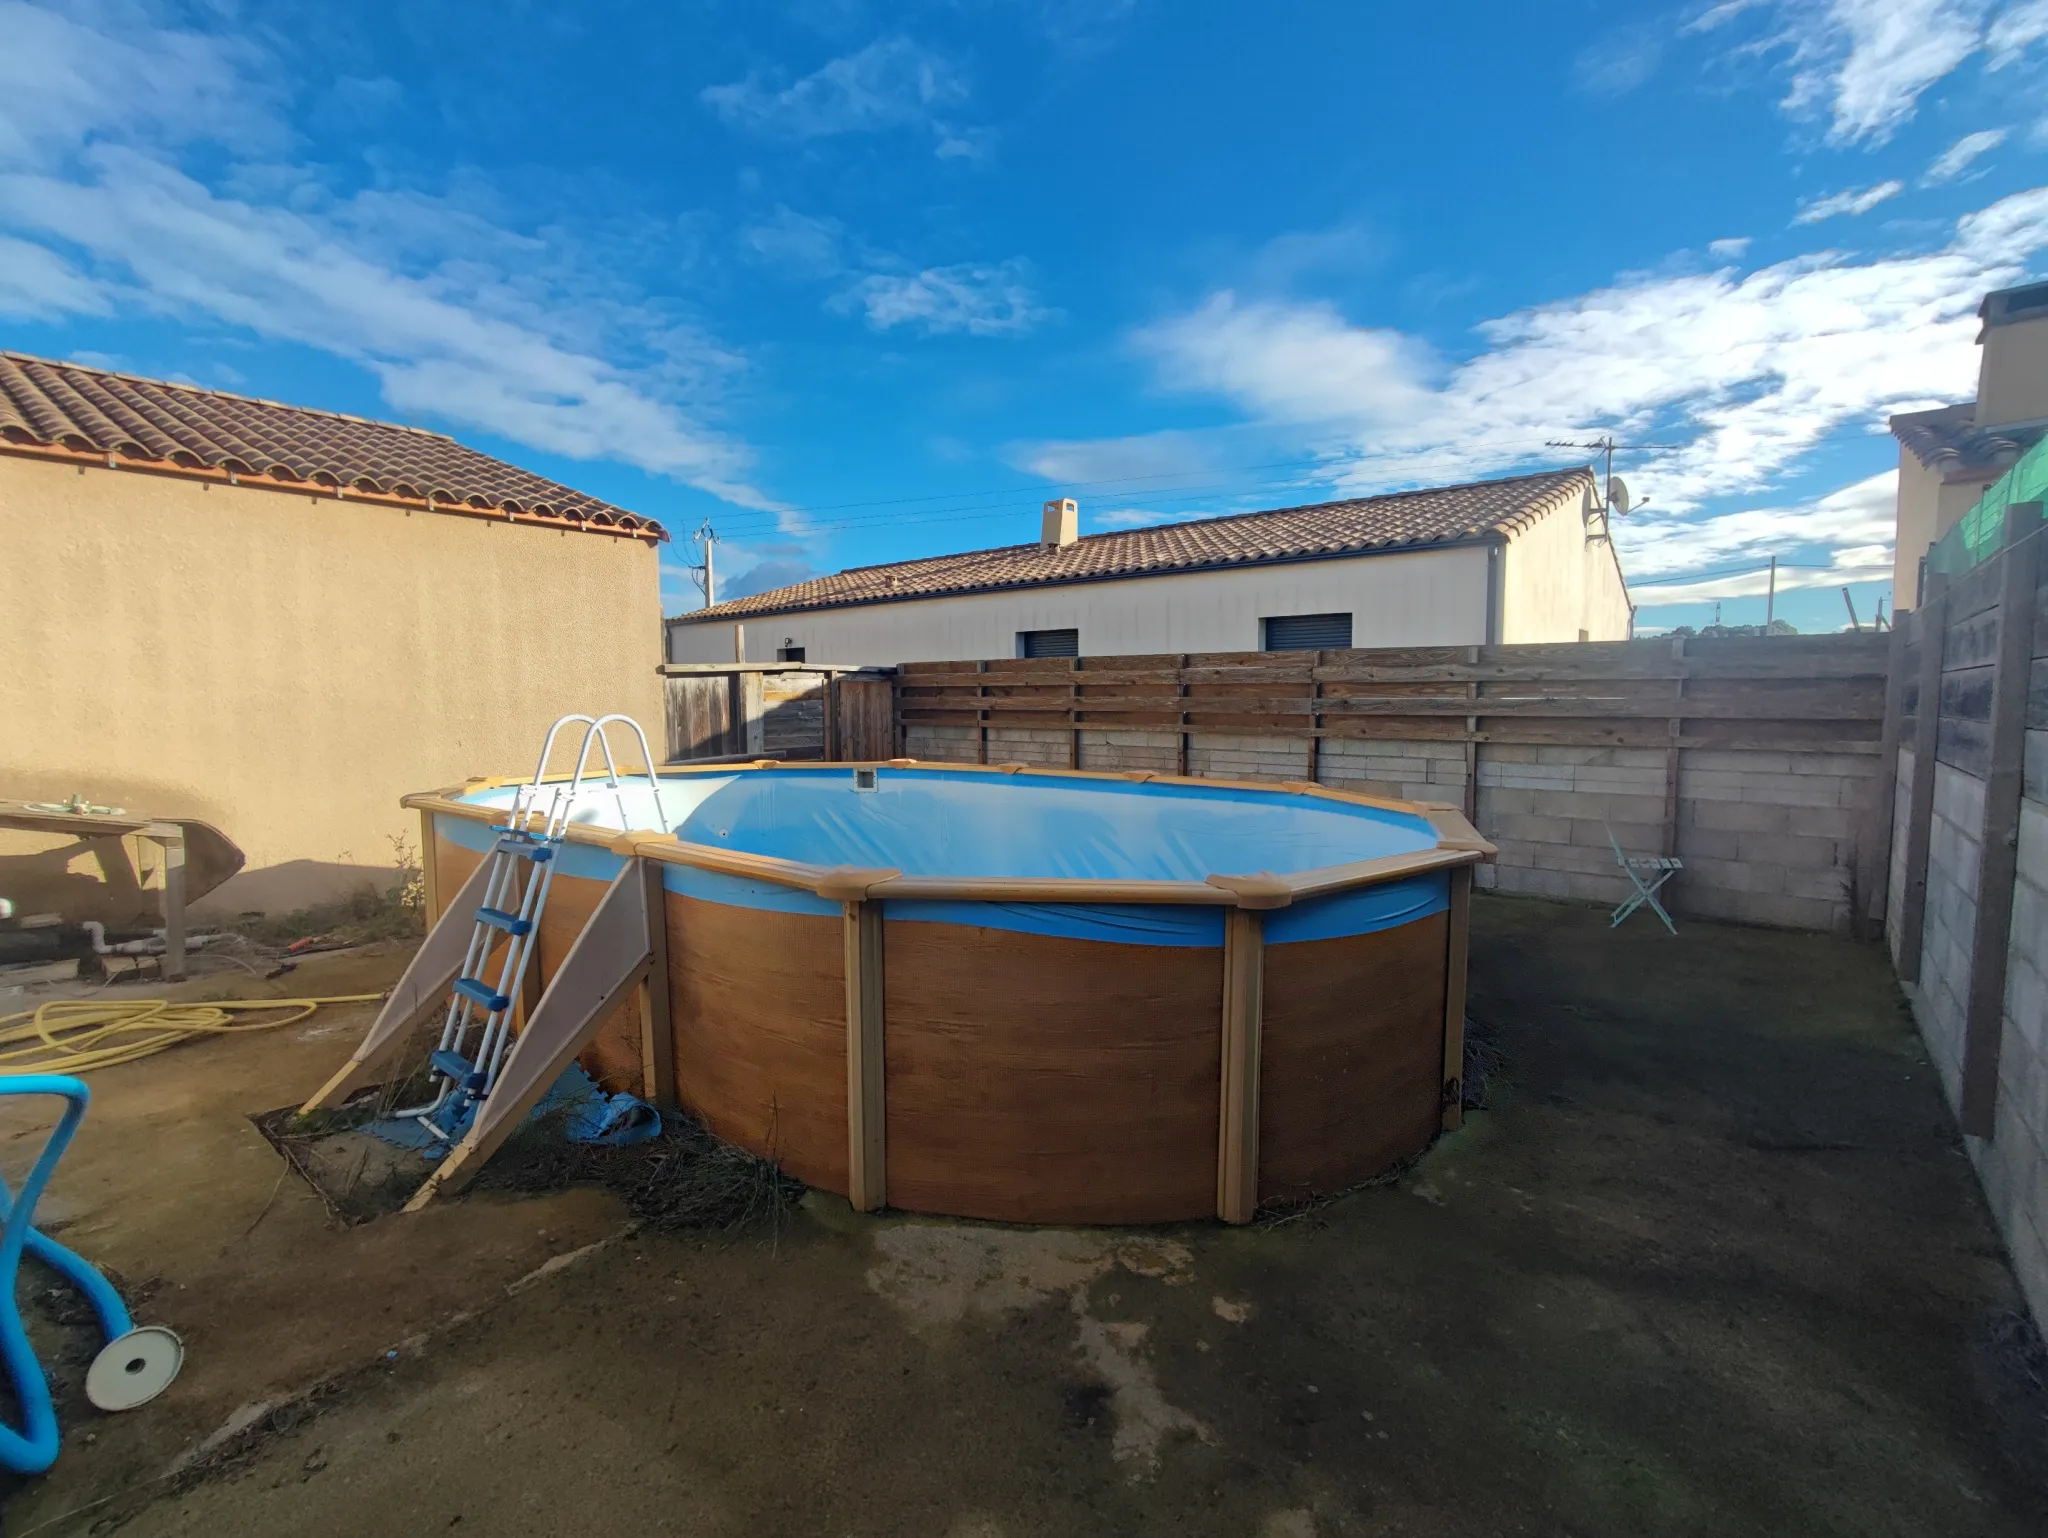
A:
[
  {"xmin": 1620, "ymin": 470, "xmax": 1896, "ymax": 597},
  {"xmin": 1014, "ymin": 430, "xmax": 1221, "ymax": 486},
  {"xmin": 1134, "ymin": 293, "xmax": 1436, "ymax": 427},
  {"xmin": 701, "ymin": 37, "xmax": 967, "ymax": 144},
  {"xmin": 1055, "ymin": 184, "xmax": 2048, "ymax": 592},
  {"xmin": 1987, "ymin": 0, "xmax": 2048, "ymax": 67},
  {"xmin": 0, "ymin": 0, "xmax": 281, "ymax": 165},
  {"xmin": 1574, "ymin": 25, "xmax": 1666, "ymax": 97},
  {"xmin": 0, "ymin": 1, "xmax": 778, "ymax": 513},
  {"xmin": 738, "ymin": 205, "xmax": 846, "ymax": 279},
  {"xmin": 1924, "ymin": 127, "xmax": 2008, "ymax": 183},
  {"xmin": 1091, "ymin": 506, "xmax": 1189, "ymax": 530},
  {"xmin": 1792, "ymin": 179, "xmax": 1904, "ymax": 222},
  {"xmin": 0, "ymin": 232, "xmax": 108, "ymax": 317},
  {"xmin": 1698, "ymin": 1, "xmax": 1995, "ymax": 146},
  {"xmin": 837, "ymin": 259, "xmax": 1052, "ymax": 336},
  {"xmin": 1709, "ymin": 237, "xmax": 1754, "ymax": 259}
]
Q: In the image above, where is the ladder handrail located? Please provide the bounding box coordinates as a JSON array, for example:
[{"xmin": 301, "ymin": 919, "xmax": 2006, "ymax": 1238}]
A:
[{"xmin": 525, "ymin": 713, "xmax": 670, "ymax": 836}]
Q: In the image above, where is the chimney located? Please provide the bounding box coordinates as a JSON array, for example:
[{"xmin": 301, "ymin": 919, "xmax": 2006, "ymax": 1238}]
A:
[
  {"xmin": 1040, "ymin": 498, "xmax": 1078, "ymax": 547},
  {"xmin": 1976, "ymin": 280, "xmax": 2048, "ymax": 428}
]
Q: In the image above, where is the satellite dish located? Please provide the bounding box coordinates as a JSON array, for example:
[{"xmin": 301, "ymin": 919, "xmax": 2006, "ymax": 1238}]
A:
[{"xmin": 1608, "ymin": 477, "xmax": 1632, "ymax": 516}]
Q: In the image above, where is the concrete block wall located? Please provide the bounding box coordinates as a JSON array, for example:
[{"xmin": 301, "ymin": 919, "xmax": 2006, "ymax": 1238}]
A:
[
  {"xmin": 1885, "ymin": 563, "xmax": 2048, "ymax": 1335},
  {"xmin": 1892, "ymin": 747, "xmax": 2048, "ymax": 1336},
  {"xmin": 1674, "ymin": 750, "xmax": 1879, "ymax": 933},
  {"xmin": 1186, "ymin": 732, "xmax": 1309, "ymax": 782},
  {"xmin": 1077, "ymin": 730, "xmax": 1179, "ymax": 774},
  {"xmin": 1319, "ymin": 738, "xmax": 1469, "ymax": 803},
  {"xmin": 902, "ymin": 721, "xmax": 1874, "ymax": 931},
  {"xmin": 1982, "ymin": 794, "xmax": 2048, "ymax": 1329},
  {"xmin": 1473, "ymin": 746, "xmax": 1665, "ymax": 907},
  {"xmin": 1916, "ymin": 762, "xmax": 1985, "ymax": 1096}
]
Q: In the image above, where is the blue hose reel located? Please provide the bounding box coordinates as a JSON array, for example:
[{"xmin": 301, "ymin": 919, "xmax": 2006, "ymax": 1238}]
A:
[{"xmin": 1, "ymin": 1075, "xmax": 181, "ymax": 1476}]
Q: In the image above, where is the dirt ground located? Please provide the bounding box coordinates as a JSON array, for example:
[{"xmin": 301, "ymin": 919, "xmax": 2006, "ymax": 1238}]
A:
[{"xmin": 4, "ymin": 896, "xmax": 2046, "ymax": 1537}]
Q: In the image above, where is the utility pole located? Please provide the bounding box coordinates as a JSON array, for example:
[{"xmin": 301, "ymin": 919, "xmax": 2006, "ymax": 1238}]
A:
[
  {"xmin": 1765, "ymin": 556, "xmax": 1777, "ymax": 630},
  {"xmin": 689, "ymin": 519, "xmax": 720, "ymax": 609}
]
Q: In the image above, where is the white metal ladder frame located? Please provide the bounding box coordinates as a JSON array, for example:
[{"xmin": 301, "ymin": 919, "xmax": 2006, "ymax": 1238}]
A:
[{"xmin": 397, "ymin": 714, "xmax": 670, "ymax": 1134}]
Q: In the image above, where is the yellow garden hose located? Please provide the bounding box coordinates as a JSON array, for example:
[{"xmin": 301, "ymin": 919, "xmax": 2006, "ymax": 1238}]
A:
[{"xmin": 0, "ymin": 996, "xmax": 384, "ymax": 1077}]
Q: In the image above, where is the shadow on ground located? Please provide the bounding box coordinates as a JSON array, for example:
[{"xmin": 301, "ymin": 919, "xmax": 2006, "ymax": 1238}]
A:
[{"xmin": 5, "ymin": 896, "xmax": 2046, "ymax": 1536}]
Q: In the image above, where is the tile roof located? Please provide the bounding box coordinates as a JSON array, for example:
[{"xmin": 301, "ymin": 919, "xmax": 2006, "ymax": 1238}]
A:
[
  {"xmin": 0, "ymin": 351, "xmax": 664, "ymax": 540},
  {"xmin": 1890, "ymin": 402, "xmax": 2048, "ymax": 482},
  {"xmin": 683, "ymin": 467, "xmax": 1595, "ymax": 620}
]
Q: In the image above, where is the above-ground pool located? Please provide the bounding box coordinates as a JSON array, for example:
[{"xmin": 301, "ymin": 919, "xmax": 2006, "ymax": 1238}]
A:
[{"xmin": 406, "ymin": 761, "xmax": 1491, "ymax": 1224}]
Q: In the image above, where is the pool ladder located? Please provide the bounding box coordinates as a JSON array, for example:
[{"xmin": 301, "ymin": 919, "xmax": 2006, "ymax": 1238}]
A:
[{"xmin": 400, "ymin": 714, "xmax": 668, "ymax": 1144}]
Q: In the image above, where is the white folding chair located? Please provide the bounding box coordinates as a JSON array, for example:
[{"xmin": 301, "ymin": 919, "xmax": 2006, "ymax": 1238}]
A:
[{"xmin": 1606, "ymin": 823, "xmax": 1681, "ymax": 934}]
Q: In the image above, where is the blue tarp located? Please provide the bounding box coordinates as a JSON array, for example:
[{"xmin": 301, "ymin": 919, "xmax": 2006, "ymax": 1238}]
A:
[{"xmin": 450, "ymin": 767, "xmax": 1447, "ymax": 945}]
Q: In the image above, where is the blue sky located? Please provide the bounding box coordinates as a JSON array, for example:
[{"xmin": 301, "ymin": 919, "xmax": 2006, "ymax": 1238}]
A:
[{"xmin": 4, "ymin": 1, "xmax": 2047, "ymax": 635}]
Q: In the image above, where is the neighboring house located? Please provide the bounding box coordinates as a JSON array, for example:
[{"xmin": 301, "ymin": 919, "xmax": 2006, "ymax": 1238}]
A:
[
  {"xmin": 0, "ymin": 352, "xmax": 666, "ymax": 917},
  {"xmin": 1891, "ymin": 281, "xmax": 2048, "ymax": 610},
  {"xmin": 668, "ymin": 467, "xmax": 1632, "ymax": 665}
]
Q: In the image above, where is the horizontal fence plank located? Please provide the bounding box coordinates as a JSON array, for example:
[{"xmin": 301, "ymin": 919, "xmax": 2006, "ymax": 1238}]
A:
[{"xmin": 898, "ymin": 692, "xmax": 1878, "ymax": 722}]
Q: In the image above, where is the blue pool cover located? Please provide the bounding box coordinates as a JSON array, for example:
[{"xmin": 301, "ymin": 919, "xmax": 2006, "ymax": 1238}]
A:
[{"xmin": 450, "ymin": 767, "xmax": 1448, "ymax": 947}]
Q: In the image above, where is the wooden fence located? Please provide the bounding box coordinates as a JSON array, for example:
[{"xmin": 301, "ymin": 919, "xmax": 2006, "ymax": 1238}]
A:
[
  {"xmin": 660, "ymin": 664, "xmax": 895, "ymax": 763},
  {"xmin": 895, "ymin": 634, "xmax": 1893, "ymax": 932},
  {"xmin": 1876, "ymin": 499, "xmax": 2046, "ymax": 1333}
]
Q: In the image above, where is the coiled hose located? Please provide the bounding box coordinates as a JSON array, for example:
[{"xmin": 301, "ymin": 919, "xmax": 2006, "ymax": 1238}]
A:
[
  {"xmin": 0, "ymin": 996, "xmax": 382, "ymax": 1077},
  {"xmin": 0, "ymin": 1075, "xmax": 182, "ymax": 1474}
]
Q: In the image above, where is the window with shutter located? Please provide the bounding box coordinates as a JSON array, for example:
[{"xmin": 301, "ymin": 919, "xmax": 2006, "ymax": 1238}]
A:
[
  {"xmin": 1261, "ymin": 612, "xmax": 1352, "ymax": 651},
  {"xmin": 1017, "ymin": 628, "xmax": 1079, "ymax": 658}
]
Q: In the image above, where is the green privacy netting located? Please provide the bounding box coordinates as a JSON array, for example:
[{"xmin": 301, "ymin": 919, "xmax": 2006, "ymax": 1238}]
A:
[{"xmin": 1930, "ymin": 435, "xmax": 2048, "ymax": 577}]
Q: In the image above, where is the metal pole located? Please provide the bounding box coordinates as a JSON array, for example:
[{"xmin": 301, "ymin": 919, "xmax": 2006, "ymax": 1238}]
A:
[
  {"xmin": 1765, "ymin": 556, "xmax": 1776, "ymax": 630},
  {"xmin": 1841, "ymin": 587, "xmax": 1862, "ymax": 632},
  {"xmin": 704, "ymin": 533, "xmax": 715, "ymax": 609}
]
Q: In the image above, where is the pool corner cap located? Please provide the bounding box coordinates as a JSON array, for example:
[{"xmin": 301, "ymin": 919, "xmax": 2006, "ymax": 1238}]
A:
[
  {"xmin": 887, "ymin": 757, "xmax": 919, "ymax": 767},
  {"xmin": 816, "ymin": 866, "xmax": 903, "ymax": 902},
  {"xmin": 1416, "ymin": 802, "xmax": 1498, "ymax": 859},
  {"xmin": 1206, "ymin": 872, "xmax": 1295, "ymax": 910},
  {"xmin": 610, "ymin": 828, "xmax": 679, "ymax": 856}
]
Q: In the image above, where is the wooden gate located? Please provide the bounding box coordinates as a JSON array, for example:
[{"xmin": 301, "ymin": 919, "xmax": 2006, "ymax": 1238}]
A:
[{"xmin": 833, "ymin": 676, "xmax": 896, "ymax": 760}]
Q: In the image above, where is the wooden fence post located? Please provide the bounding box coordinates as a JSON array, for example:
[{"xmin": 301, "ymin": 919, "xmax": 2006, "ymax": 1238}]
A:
[
  {"xmin": 1959, "ymin": 504, "xmax": 2042, "ymax": 1135},
  {"xmin": 1660, "ymin": 637, "xmax": 1686, "ymax": 859},
  {"xmin": 844, "ymin": 899, "xmax": 888, "ymax": 1211},
  {"xmin": 1896, "ymin": 573, "xmax": 1951, "ymax": 983},
  {"xmin": 638, "ymin": 858, "xmax": 676, "ymax": 1109},
  {"xmin": 1216, "ymin": 909, "xmax": 1264, "ymax": 1224},
  {"xmin": 1440, "ymin": 866, "xmax": 1472, "ymax": 1133},
  {"xmin": 1462, "ymin": 646, "xmax": 1480, "ymax": 823},
  {"xmin": 1855, "ymin": 620, "xmax": 1911, "ymax": 940}
]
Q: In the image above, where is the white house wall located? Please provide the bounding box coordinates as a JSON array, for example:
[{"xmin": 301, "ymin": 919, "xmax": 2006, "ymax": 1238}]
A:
[
  {"xmin": 1500, "ymin": 495, "xmax": 1632, "ymax": 642},
  {"xmin": 670, "ymin": 543, "xmax": 1495, "ymax": 665}
]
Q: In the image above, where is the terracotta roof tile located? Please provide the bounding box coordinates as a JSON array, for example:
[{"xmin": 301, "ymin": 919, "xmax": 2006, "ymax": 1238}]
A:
[
  {"xmin": 1890, "ymin": 402, "xmax": 2047, "ymax": 481},
  {"xmin": 687, "ymin": 467, "xmax": 1595, "ymax": 620},
  {"xmin": 0, "ymin": 351, "xmax": 664, "ymax": 540}
]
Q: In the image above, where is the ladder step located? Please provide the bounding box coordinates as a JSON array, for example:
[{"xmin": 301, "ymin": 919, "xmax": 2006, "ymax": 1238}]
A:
[
  {"xmin": 430, "ymin": 1050, "xmax": 475, "ymax": 1081},
  {"xmin": 452, "ymin": 978, "xmax": 511, "ymax": 1012},
  {"xmin": 494, "ymin": 839, "xmax": 554, "ymax": 863},
  {"xmin": 474, "ymin": 906, "xmax": 532, "ymax": 936}
]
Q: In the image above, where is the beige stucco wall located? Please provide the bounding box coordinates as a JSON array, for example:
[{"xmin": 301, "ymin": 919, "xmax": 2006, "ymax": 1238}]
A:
[
  {"xmin": 1499, "ymin": 491, "xmax": 1632, "ymax": 642},
  {"xmin": 1893, "ymin": 452, "xmax": 2002, "ymax": 612},
  {"xmin": 0, "ymin": 454, "xmax": 664, "ymax": 917},
  {"xmin": 1893, "ymin": 449, "xmax": 1941, "ymax": 611},
  {"xmin": 1978, "ymin": 315, "xmax": 2048, "ymax": 427},
  {"xmin": 670, "ymin": 542, "xmax": 1497, "ymax": 665}
]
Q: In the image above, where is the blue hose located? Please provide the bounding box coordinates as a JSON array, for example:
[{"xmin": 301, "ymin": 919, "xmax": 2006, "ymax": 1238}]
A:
[{"xmin": 0, "ymin": 1075, "xmax": 136, "ymax": 1476}]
